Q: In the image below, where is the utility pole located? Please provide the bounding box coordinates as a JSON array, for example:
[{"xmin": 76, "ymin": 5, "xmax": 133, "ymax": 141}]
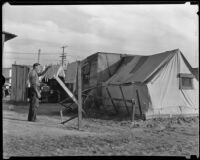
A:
[
  {"xmin": 38, "ymin": 49, "xmax": 41, "ymax": 63},
  {"xmin": 60, "ymin": 45, "xmax": 68, "ymax": 66}
]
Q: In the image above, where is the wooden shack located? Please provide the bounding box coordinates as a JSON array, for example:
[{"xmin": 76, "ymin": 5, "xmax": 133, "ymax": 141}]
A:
[{"xmin": 11, "ymin": 64, "xmax": 30, "ymax": 102}]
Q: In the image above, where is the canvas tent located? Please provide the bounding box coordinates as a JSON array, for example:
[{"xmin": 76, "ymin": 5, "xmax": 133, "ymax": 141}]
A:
[
  {"xmin": 64, "ymin": 61, "xmax": 77, "ymax": 84},
  {"xmin": 81, "ymin": 49, "xmax": 199, "ymax": 119},
  {"xmin": 80, "ymin": 52, "xmax": 127, "ymax": 90},
  {"xmin": 64, "ymin": 61, "xmax": 78, "ymax": 93}
]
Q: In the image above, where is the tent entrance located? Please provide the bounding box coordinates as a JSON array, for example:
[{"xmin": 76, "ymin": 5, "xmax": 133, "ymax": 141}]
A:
[{"xmin": 81, "ymin": 83, "xmax": 147, "ymax": 120}]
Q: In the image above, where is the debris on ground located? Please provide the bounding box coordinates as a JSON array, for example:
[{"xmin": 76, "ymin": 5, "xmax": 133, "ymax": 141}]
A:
[{"xmin": 3, "ymin": 102, "xmax": 199, "ymax": 157}]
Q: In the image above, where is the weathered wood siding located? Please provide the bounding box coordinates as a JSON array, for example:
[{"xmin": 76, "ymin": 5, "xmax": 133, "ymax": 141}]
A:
[{"xmin": 11, "ymin": 65, "xmax": 29, "ymax": 102}]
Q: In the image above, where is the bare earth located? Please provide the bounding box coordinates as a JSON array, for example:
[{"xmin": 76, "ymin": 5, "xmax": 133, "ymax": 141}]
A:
[{"xmin": 3, "ymin": 102, "xmax": 199, "ymax": 158}]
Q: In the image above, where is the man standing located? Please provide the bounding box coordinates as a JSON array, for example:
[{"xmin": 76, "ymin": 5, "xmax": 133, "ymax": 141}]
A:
[{"xmin": 28, "ymin": 63, "xmax": 50, "ymax": 122}]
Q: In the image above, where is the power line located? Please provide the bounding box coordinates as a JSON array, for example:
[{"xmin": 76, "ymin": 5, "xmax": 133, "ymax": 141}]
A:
[
  {"xmin": 3, "ymin": 51, "xmax": 84, "ymax": 58},
  {"xmin": 3, "ymin": 57, "xmax": 37, "ymax": 60},
  {"xmin": 4, "ymin": 51, "xmax": 41, "ymax": 54},
  {"xmin": 3, "ymin": 57, "xmax": 60, "ymax": 61}
]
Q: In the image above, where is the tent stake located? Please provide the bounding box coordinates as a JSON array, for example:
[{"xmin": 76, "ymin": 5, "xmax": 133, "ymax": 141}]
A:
[
  {"xmin": 119, "ymin": 85, "xmax": 131, "ymax": 116},
  {"xmin": 60, "ymin": 109, "xmax": 63, "ymax": 123},
  {"xmin": 106, "ymin": 87, "xmax": 118, "ymax": 114}
]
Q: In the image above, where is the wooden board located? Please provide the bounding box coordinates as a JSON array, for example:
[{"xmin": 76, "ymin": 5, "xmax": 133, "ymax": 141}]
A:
[
  {"xmin": 11, "ymin": 65, "xmax": 29, "ymax": 102},
  {"xmin": 11, "ymin": 65, "xmax": 16, "ymax": 101},
  {"xmin": 55, "ymin": 76, "xmax": 78, "ymax": 105}
]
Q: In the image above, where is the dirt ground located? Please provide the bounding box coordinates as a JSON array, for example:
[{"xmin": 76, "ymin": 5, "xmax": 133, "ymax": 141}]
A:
[{"xmin": 2, "ymin": 101, "xmax": 199, "ymax": 158}]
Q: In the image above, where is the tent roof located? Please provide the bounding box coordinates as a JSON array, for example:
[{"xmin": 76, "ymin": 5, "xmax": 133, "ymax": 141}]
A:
[
  {"xmin": 106, "ymin": 49, "xmax": 180, "ymax": 84},
  {"xmin": 83, "ymin": 52, "xmax": 127, "ymax": 61}
]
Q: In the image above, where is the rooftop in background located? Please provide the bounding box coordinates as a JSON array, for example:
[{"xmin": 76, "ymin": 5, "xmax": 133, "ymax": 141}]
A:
[{"xmin": 2, "ymin": 31, "xmax": 17, "ymax": 42}]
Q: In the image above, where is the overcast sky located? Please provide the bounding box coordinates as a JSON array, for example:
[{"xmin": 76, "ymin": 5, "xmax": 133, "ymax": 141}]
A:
[{"xmin": 2, "ymin": 3, "xmax": 198, "ymax": 68}]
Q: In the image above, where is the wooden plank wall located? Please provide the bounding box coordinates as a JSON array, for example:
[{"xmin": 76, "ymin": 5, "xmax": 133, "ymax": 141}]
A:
[
  {"xmin": 11, "ymin": 65, "xmax": 17, "ymax": 101},
  {"xmin": 11, "ymin": 65, "xmax": 29, "ymax": 102},
  {"xmin": 24, "ymin": 66, "xmax": 29, "ymax": 101},
  {"xmin": 16, "ymin": 66, "xmax": 20, "ymax": 101}
]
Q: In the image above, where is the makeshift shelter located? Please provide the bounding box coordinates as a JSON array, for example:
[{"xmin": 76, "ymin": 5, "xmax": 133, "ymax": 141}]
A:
[
  {"xmin": 41, "ymin": 63, "xmax": 85, "ymax": 124},
  {"xmin": 83, "ymin": 49, "xmax": 199, "ymax": 119},
  {"xmin": 41, "ymin": 65, "xmax": 66, "ymax": 102},
  {"xmin": 42, "ymin": 64, "xmax": 65, "ymax": 80}
]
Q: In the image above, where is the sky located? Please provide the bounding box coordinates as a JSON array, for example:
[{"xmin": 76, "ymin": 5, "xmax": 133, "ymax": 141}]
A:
[{"xmin": 2, "ymin": 3, "xmax": 199, "ymax": 68}]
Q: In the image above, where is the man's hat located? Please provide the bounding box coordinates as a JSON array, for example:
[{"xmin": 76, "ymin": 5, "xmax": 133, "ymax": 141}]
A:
[{"xmin": 33, "ymin": 63, "xmax": 40, "ymax": 68}]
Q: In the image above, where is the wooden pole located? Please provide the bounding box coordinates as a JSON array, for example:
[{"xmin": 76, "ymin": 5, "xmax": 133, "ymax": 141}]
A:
[
  {"xmin": 60, "ymin": 109, "xmax": 63, "ymax": 122},
  {"xmin": 119, "ymin": 85, "xmax": 131, "ymax": 116},
  {"xmin": 136, "ymin": 89, "xmax": 142, "ymax": 117},
  {"xmin": 77, "ymin": 61, "xmax": 82, "ymax": 130},
  {"xmin": 105, "ymin": 54, "xmax": 112, "ymax": 77},
  {"xmin": 131, "ymin": 99, "xmax": 136, "ymax": 122},
  {"xmin": 55, "ymin": 76, "xmax": 78, "ymax": 105},
  {"xmin": 106, "ymin": 87, "xmax": 118, "ymax": 114}
]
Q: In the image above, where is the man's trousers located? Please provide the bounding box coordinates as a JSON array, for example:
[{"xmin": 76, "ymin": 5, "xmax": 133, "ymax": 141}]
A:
[{"xmin": 28, "ymin": 87, "xmax": 39, "ymax": 121}]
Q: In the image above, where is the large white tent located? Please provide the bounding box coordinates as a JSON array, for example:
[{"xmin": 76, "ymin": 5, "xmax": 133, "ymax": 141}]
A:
[{"xmin": 100, "ymin": 49, "xmax": 199, "ymax": 119}]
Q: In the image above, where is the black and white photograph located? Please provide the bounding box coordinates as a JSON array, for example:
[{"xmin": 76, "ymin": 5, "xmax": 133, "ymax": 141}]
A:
[{"xmin": 2, "ymin": 2, "xmax": 199, "ymax": 158}]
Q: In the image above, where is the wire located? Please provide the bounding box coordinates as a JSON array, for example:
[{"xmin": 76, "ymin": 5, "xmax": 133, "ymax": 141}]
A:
[
  {"xmin": 3, "ymin": 57, "xmax": 60, "ymax": 61},
  {"xmin": 3, "ymin": 51, "xmax": 85, "ymax": 58}
]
